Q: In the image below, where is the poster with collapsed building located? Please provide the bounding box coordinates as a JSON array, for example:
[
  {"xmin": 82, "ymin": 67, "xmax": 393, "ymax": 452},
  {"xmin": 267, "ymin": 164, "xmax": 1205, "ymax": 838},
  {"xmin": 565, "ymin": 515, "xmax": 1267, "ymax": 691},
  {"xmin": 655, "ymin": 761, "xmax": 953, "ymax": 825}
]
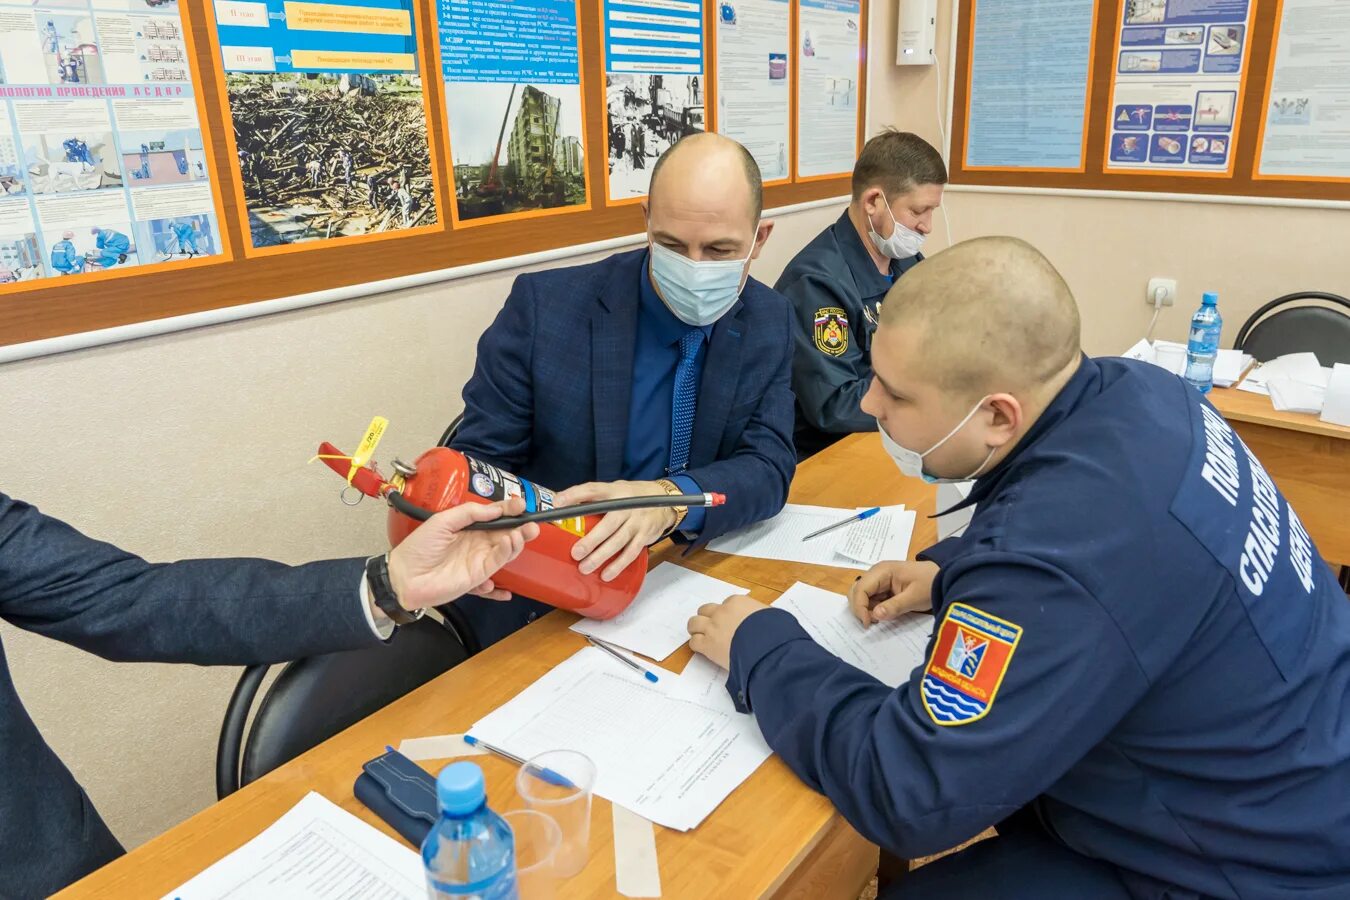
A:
[
  {"xmin": 0, "ymin": 0, "xmax": 226, "ymax": 287},
  {"xmin": 600, "ymin": 0, "xmax": 706, "ymax": 201},
  {"xmin": 438, "ymin": 0, "xmax": 589, "ymax": 225},
  {"xmin": 211, "ymin": 0, "xmax": 440, "ymax": 250}
]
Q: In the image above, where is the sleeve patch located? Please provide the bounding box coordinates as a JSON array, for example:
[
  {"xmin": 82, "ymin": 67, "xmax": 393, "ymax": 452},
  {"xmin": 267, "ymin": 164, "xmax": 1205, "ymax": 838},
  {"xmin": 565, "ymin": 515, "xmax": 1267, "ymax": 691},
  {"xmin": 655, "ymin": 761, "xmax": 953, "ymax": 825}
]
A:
[{"xmin": 921, "ymin": 602, "xmax": 1023, "ymax": 726}]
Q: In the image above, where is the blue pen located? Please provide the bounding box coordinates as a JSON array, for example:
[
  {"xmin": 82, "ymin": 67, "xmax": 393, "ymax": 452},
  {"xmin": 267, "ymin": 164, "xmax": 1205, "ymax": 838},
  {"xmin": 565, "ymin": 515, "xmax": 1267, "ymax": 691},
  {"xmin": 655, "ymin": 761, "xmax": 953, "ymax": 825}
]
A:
[
  {"xmin": 460, "ymin": 735, "xmax": 575, "ymax": 788},
  {"xmin": 584, "ymin": 635, "xmax": 660, "ymax": 683},
  {"xmin": 802, "ymin": 506, "xmax": 882, "ymax": 541}
]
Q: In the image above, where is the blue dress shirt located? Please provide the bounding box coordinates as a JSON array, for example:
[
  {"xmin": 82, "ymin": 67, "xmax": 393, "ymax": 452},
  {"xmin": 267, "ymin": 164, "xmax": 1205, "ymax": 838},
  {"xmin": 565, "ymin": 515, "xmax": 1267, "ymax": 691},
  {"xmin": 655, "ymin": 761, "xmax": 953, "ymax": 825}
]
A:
[{"xmin": 620, "ymin": 252, "xmax": 713, "ymax": 532}]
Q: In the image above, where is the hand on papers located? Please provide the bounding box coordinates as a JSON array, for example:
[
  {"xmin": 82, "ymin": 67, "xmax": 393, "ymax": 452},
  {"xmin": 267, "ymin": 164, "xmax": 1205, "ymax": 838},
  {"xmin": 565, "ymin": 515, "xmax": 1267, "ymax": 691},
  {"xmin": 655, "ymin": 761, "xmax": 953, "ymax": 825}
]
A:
[
  {"xmin": 388, "ymin": 498, "xmax": 538, "ymax": 609},
  {"xmin": 849, "ymin": 560, "xmax": 938, "ymax": 627},
  {"xmin": 687, "ymin": 594, "xmax": 771, "ymax": 669},
  {"xmin": 556, "ymin": 480, "xmax": 676, "ymax": 581}
]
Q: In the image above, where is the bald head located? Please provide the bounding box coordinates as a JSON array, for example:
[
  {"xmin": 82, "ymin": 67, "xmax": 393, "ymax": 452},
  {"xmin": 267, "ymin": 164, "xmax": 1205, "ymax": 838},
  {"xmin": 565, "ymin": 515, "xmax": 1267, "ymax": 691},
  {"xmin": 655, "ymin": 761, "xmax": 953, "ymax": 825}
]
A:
[
  {"xmin": 649, "ymin": 132, "xmax": 763, "ymax": 228},
  {"xmin": 880, "ymin": 236, "xmax": 1081, "ymax": 399}
]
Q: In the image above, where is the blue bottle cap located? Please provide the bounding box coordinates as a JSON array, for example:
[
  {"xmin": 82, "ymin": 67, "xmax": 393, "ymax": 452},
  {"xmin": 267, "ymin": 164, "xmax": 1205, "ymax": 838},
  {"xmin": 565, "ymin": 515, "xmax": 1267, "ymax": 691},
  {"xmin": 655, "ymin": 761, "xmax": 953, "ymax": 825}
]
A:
[
  {"xmin": 1202, "ymin": 292, "xmax": 1219, "ymax": 306},
  {"xmin": 436, "ymin": 761, "xmax": 486, "ymax": 815}
]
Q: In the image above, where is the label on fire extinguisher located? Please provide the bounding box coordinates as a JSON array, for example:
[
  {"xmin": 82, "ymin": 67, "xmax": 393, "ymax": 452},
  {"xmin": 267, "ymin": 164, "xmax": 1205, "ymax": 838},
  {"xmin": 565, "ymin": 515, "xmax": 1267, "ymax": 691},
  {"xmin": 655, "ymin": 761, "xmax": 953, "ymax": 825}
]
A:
[{"xmin": 466, "ymin": 456, "xmax": 559, "ymax": 514}]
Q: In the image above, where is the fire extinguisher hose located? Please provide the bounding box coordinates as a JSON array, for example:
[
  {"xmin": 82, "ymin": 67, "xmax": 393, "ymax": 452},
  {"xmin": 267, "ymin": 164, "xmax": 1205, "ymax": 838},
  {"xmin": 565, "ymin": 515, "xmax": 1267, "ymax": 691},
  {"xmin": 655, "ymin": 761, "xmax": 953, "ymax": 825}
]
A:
[{"xmin": 386, "ymin": 490, "xmax": 726, "ymax": 530}]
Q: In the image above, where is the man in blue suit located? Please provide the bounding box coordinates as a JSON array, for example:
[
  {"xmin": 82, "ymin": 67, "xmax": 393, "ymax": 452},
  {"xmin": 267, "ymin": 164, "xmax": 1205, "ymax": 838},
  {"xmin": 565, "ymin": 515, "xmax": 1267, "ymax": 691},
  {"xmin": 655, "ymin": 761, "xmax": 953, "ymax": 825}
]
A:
[
  {"xmin": 452, "ymin": 133, "xmax": 796, "ymax": 647},
  {"xmin": 1, "ymin": 492, "xmax": 536, "ymax": 897}
]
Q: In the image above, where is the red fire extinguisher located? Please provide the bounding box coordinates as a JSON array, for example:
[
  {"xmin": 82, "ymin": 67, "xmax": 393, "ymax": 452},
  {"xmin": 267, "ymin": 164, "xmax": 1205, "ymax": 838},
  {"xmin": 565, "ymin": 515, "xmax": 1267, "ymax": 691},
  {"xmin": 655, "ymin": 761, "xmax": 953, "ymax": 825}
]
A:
[{"xmin": 315, "ymin": 434, "xmax": 723, "ymax": 620}]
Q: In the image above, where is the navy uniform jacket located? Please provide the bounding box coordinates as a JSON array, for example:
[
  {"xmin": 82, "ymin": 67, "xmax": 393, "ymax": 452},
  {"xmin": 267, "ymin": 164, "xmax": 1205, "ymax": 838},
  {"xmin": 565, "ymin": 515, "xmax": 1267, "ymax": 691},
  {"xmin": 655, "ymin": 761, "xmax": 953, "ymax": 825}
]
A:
[
  {"xmin": 453, "ymin": 247, "xmax": 796, "ymax": 542},
  {"xmin": 0, "ymin": 493, "xmax": 380, "ymax": 898},
  {"xmin": 728, "ymin": 357, "xmax": 1350, "ymax": 898},
  {"xmin": 774, "ymin": 211, "xmax": 922, "ymax": 459}
]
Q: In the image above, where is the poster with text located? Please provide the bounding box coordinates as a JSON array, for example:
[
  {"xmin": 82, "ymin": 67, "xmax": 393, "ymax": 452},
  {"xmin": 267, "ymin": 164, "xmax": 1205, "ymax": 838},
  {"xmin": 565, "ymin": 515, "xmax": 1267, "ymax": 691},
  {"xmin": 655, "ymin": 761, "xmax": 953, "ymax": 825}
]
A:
[
  {"xmin": 601, "ymin": 0, "xmax": 705, "ymax": 201},
  {"xmin": 964, "ymin": 0, "xmax": 1097, "ymax": 171},
  {"xmin": 1106, "ymin": 0, "xmax": 1253, "ymax": 174},
  {"xmin": 795, "ymin": 0, "xmax": 860, "ymax": 179},
  {"xmin": 212, "ymin": 0, "xmax": 439, "ymax": 251},
  {"xmin": 0, "ymin": 0, "xmax": 225, "ymax": 288},
  {"xmin": 714, "ymin": 0, "xmax": 788, "ymax": 183},
  {"xmin": 1256, "ymin": 0, "xmax": 1350, "ymax": 180},
  {"xmin": 439, "ymin": 0, "xmax": 589, "ymax": 224}
]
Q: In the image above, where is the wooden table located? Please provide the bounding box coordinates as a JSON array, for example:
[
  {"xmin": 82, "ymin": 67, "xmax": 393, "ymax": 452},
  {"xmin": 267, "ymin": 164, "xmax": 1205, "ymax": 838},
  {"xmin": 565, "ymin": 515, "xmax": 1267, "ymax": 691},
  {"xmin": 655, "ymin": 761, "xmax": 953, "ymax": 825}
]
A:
[
  {"xmin": 59, "ymin": 433, "xmax": 936, "ymax": 900},
  {"xmin": 1209, "ymin": 384, "xmax": 1350, "ymax": 566}
]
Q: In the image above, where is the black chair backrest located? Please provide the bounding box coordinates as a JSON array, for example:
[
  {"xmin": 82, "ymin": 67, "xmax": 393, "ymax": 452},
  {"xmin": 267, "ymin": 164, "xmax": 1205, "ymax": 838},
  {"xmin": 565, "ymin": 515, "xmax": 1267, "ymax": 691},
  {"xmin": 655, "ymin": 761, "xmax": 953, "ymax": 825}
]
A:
[
  {"xmin": 438, "ymin": 412, "xmax": 465, "ymax": 448},
  {"xmin": 216, "ymin": 616, "xmax": 470, "ymax": 798},
  {"xmin": 1234, "ymin": 292, "xmax": 1350, "ymax": 366}
]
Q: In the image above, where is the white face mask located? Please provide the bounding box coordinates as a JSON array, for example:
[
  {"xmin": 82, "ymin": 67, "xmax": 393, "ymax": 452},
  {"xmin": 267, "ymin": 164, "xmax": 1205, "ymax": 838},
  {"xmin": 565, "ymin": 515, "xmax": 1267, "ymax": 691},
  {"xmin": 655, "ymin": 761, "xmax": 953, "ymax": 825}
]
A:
[
  {"xmin": 867, "ymin": 192, "xmax": 925, "ymax": 260},
  {"xmin": 648, "ymin": 236, "xmax": 756, "ymax": 326},
  {"xmin": 879, "ymin": 397, "xmax": 996, "ymax": 484}
]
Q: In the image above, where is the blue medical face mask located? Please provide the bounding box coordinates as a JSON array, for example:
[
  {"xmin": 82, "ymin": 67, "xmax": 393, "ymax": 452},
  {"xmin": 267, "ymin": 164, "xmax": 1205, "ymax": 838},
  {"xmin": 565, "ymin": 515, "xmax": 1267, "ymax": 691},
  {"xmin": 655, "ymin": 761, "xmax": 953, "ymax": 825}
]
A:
[
  {"xmin": 648, "ymin": 234, "xmax": 757, "ymax": 327},
  {"xmin": 878, "ymin": 396, "xmax": 996, "ymax": 484}
]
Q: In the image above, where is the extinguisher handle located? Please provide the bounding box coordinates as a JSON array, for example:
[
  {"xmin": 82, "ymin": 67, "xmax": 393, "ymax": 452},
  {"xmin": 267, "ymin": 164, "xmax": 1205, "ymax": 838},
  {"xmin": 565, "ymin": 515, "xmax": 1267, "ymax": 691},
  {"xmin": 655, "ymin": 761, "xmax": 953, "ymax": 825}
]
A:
[{"xmin": 387, "ymin": 490, "xmax": 725, "ymax": 530}]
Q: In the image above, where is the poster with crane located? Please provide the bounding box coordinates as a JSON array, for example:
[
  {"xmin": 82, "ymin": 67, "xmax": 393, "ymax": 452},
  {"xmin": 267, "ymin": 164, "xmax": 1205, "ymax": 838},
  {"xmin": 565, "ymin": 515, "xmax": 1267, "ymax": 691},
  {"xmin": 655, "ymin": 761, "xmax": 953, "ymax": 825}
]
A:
[{"xmin": 437, "ymin": 0, "xmax": 590, "ymax": 226}]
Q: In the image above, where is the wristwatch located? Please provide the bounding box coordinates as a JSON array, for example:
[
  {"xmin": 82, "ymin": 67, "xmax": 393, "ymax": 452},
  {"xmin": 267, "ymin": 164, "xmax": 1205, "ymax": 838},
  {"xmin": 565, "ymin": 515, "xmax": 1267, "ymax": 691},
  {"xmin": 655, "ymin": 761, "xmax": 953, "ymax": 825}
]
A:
[
  {"xmin": 655, "ymin": 479, "xmax": 688, "ymax": 537},
  {"xmin": 364, "ymin": 554, "xmax": 424, "ymax": 626}
]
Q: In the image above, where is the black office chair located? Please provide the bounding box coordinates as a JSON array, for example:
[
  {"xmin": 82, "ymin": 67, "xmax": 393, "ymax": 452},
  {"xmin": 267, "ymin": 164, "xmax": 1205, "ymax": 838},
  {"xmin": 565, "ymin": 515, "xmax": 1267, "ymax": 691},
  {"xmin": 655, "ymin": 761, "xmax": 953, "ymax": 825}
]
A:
[
  {"xmin": 216, "ymin": 615, "xmax": 473, "ymax": 798},
  {"xmin": 438, "ymin": 412, "xmax": 465, "ymax": 448},
  {"xmin": 1233, "ymin": 291, "xmax": 1350, "ymax": 366}
]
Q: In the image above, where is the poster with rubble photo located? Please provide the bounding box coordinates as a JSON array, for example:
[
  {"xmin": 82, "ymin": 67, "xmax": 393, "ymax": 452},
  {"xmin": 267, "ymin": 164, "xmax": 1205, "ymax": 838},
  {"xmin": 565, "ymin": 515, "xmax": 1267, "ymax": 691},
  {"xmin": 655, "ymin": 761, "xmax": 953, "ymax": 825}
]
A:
[
  {"xmin": 211, "ymin": 0, "xmax": 440, "ymax": 251},
  {"xmin": 0, "ymin": 0, "xmax": 226, "ymax": 288},
  {"xmin": 601, "ymin": 0, "xmax": 706, "ymax": 201},
  {"xmin": 438, "ymin": 0, "xmax": 589, "ymax": 225}
]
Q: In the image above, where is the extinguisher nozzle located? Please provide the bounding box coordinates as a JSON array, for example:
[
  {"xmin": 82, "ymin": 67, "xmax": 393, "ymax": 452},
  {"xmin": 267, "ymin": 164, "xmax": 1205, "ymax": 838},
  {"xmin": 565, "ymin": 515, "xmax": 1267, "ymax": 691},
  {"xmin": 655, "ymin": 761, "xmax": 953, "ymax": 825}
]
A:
[{"xmin": 706, "ymin": 493, "xmax": 727, "ymax": 507}]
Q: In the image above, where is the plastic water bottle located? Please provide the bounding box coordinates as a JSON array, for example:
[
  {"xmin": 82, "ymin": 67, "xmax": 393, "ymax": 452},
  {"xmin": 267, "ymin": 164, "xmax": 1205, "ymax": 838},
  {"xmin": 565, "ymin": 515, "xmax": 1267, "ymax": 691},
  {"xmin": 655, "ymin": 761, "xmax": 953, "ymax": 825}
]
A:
[
  {"xmin": 1184, "ymin": 292, "xmax": 1223, "ymax": 394},
  {"xmin": 423, "ymin": 762, "xmax": 517, "ymax": 899}
]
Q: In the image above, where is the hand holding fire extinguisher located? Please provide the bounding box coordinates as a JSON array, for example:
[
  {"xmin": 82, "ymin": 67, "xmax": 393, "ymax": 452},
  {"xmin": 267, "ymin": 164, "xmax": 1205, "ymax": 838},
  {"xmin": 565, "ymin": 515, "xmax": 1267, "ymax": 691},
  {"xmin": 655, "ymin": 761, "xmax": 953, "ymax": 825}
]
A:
[
  {"xmin": 387, "ymin": 498, "xmax": 540, "ymax": 610},
  {"xmin": 555, "ymin": 480, "xmax": 682, "ymax": 583}
]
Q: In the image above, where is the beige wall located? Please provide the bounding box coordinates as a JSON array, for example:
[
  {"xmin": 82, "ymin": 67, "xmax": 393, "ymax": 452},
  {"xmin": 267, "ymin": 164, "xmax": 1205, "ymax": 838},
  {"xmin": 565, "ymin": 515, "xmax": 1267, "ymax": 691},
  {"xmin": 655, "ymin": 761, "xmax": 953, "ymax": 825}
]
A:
[{"xmin": 4, "ymin": 0, "xmax": 1349, "ymax": 859}]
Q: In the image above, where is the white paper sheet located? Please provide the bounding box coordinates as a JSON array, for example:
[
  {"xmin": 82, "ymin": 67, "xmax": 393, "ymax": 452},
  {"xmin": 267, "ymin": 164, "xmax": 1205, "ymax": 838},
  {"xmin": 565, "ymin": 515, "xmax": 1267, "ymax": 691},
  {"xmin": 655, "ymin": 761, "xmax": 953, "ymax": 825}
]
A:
[
  {"xmin": 1238, "ymin": 352, "xmax": 1332, "ymax": 396},
  {"xmin": 1267, "ymin": 376, "xmax": 1326, "ymax": 414},
  {"xmin": 469, "ymin": 648, "xmax": 770, "ymax": 831},
  {"xmin": 773, "ymin": 583, "xmax": 932, "ymax": 688},
  {"xmin": 668, "ymin": 653, "xmax": 736, "ymax": 715},
  {"xmin": 832, "ymin": 506, "xmax": 916, "ymax": 566},
  {"xmin": 706, "ymin": 504, "xmax": 871, "ymax": 569},
  {"xmin": 612, "ymin": 805, "xmax": 662, "ymax": 898},
  {"xmin": 163, "ymin": 793, "xmax": 423, "ymax": 900},
  {"xmin": 1321, "ymin": 363, "xmax": 1350, "ymax": 427},
  {"xmin": 570, "ymin": 563, "xmax": 747, "ymax": 661}
]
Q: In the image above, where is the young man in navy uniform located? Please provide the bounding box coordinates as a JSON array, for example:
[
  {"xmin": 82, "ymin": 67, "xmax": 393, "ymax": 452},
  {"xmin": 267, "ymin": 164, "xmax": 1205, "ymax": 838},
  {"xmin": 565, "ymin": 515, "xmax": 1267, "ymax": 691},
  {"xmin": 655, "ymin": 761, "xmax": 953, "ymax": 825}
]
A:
[
  {"xmin": 775, "ymin": 130, "xmax": 946, "ymax": 460},
  {"xmin": 689, "ymin": 237, "xmax": 1350, "ymax": 896}
]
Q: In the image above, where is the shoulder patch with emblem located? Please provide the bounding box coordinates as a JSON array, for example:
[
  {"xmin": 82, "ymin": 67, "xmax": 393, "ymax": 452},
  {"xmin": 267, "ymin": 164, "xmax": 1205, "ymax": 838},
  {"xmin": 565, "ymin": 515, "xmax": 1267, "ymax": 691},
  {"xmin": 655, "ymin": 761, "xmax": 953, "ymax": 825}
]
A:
[
  {"xmin": 921, "ymin": 602, "xmax": 1022, "ymax": 726},
  {"xmin": 814, "ymin": 307, "xmax": 849, "ymax": 356}
]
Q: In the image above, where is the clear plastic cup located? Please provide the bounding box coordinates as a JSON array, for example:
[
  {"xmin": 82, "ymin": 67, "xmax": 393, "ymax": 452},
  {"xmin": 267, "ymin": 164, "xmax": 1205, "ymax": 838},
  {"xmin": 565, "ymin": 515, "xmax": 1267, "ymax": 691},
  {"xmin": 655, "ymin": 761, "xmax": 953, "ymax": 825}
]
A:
[
  {"xmin": 503, "ymin": 809, "xmax": 561, "ymax": 900},
  {"xmin": 515, "ymin": 750, "xmax": 596, "ymax": 877}
]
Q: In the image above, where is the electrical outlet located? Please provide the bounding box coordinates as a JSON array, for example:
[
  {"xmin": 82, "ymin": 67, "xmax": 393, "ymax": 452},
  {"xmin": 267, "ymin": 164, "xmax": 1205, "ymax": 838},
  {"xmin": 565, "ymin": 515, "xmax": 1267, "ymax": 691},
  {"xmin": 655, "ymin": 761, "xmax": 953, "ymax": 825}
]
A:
[{"xmin": 1147, "ymin": 277, "xmax": 1177, "ymax": 308}]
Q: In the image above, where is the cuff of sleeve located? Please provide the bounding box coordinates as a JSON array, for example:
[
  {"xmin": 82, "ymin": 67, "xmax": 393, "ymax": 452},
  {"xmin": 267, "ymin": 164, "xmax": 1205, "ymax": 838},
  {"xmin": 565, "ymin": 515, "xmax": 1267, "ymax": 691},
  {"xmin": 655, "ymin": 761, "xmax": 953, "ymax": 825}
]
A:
[
  {"xmin": 359, "ymin": 567, "xmax": 397, "ymax": 641},
  {"xmin": 669, "ymin": 474, "xmax": 706, "ymax": 535},
  {"xmin": 726, "ymin": 607, "xmax": 813, "ymax": 713}
]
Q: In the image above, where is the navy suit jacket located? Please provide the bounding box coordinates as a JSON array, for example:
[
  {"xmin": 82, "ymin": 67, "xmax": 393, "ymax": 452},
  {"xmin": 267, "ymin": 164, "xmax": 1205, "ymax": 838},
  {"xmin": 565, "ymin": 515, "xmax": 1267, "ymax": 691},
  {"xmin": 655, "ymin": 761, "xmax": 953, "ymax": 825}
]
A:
[
  {"xmin": 453, "ymin": 248, "xmax": 796, "ymax": 543},
  {"xmin": 0, "ymin": 493, "xmax": 379, "ymax": 898}
]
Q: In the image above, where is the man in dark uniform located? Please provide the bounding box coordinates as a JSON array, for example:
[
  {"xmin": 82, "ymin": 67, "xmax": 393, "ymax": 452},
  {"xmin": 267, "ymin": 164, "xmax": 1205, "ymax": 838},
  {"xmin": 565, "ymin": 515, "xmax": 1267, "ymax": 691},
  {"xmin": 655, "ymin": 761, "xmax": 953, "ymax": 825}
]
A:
[
  {"xmin": 690, "ymin": 237, "xmax": 1350, "ymax": 897},
  {"xmin": 776, "ymin": 129, "xmax": 946, "ymax": 459}
]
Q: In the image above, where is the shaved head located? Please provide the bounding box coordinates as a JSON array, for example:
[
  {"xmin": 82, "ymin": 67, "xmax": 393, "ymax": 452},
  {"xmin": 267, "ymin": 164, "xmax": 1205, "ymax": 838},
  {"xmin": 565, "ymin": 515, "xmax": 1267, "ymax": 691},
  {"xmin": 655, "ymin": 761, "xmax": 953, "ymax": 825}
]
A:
[
  {"xmin": 880, "ymin": 236, "xmax": 1081, "ymax": 400},
  {"xmin": 649, "ymin": 132, "xmax": 763, "ymax": 227}
]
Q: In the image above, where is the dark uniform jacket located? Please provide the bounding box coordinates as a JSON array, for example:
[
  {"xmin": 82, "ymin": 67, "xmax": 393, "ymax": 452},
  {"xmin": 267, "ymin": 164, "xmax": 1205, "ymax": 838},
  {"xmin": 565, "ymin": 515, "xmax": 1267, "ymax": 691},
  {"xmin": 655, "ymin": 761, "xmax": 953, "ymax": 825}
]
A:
[
  {"xmin": 774, "ymin": 211, "xmax": 922, "ymax": 459},
  {"xmin": 727, "ymin": 357, "xmax": 1350, "ymax": 898}
]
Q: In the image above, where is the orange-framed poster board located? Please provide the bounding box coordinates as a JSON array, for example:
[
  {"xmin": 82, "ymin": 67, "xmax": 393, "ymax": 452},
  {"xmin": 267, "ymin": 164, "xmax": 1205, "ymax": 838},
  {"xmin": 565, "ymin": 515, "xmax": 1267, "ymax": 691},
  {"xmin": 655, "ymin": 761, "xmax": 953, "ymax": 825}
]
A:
[
  {"xmin": 793, "ymin": 0, "xmax": 863, "ymax": 181},
  {"xmin": 712, "ymin": 0, "xmax": 791, "ymax": 186},
  {"xmin": 205, "ymin": 0, "xmax": 445, "ymax": 254},
  {"xmin": 961, "ymin": 0, "xmax": 1099, "ymax": 173},
  {"xmin": 434, "ymin": 0, "xmax": 594, "ymax": 228},
  {"xmin": 0, "ymin": 0, "xmax": 231, "ymax": 293},
  {"xmin": 598, "ymin": 0, "xmax": 711, "ymax": 204}
]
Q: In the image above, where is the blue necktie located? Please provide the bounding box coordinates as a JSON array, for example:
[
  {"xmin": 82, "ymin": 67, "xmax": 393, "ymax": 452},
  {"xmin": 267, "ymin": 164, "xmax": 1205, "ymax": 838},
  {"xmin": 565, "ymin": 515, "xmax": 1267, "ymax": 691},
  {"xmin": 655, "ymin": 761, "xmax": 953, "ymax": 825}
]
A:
[{"xmin": 668, "ymin": 329, "xmax": 704, "ymax": 475}]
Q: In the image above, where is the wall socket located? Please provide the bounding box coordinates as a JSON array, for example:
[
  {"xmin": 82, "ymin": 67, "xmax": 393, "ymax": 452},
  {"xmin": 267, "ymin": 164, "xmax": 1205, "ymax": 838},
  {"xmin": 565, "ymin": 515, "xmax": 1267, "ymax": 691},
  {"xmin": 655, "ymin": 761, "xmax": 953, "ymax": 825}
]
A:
[{"xmin": 1147, "ymin": 277, "xmax": 1177, "ymax": 307}]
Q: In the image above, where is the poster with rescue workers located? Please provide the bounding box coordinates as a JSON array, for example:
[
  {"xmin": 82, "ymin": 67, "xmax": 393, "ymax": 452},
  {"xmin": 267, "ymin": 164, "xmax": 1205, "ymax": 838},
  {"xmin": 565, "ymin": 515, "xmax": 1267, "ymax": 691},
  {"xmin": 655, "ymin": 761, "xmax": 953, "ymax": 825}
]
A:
[
  {"xmin": 600, "ymin": 0, "xmax": 707, "ymax": 202},
  {"xmin": 1105, "ymin": 0, "xmax": 1254, "ymax": 175},
  {"xmin": 209, "ymin": 0, "xmax": 441, "ymax": 252},
  {"xmin": 437, "ymin": 0, "xmax": 590, "ymax": 227},
  {"xmin": 0, "ymin": 0, "xmax": 227, "ymax": 289}
]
